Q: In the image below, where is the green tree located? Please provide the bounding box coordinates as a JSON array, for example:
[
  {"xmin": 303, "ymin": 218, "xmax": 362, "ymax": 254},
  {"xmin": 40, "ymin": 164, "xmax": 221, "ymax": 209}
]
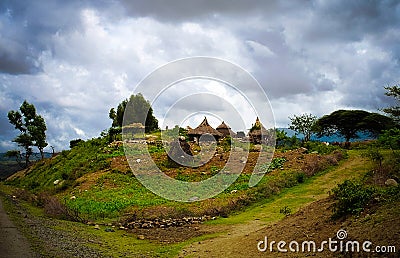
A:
[
  {"xmin": 315, "ymin": 110, "xmax": 394, "ymax": 143},
  {"xmin": 8, "ymin": 100, "xmax": 48, "ymax": 165},
  {"xmin": 5, "ymin": 150, "xmax": 23, "ymax": 167},
  {"xmin": 379, "ymin": 128, "xmax": 400, "ymax": 151},
  {"xmin": 288, "ymin": 113, "xmax": 317, "ymax": 142},
  {"xmin": 109, "ymin": 93, "xmax": 158, "ymax": 133},
  {"xmin": 382, "ymin": 85, "xmax": 400, "ymax": 122}
]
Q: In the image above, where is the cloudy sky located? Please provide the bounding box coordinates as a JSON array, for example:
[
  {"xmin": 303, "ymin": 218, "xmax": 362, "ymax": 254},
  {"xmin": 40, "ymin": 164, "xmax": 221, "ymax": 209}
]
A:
[{"xmin": 1, "ymin": 0, "xmax": 399, "ymax": 152}]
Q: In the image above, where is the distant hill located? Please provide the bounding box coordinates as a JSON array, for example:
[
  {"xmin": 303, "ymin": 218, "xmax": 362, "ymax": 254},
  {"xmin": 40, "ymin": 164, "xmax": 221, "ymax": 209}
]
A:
[
  {"xmin": 0, "ymin": 152, "xmax": 53, "ymax": 162},
  {"xmin": 277, "ymin": 128, "xmax": 375, "ymax": 142},
  {"xmin": 0, "ymin": 152, "xmax": 53, "ymax": 180}
]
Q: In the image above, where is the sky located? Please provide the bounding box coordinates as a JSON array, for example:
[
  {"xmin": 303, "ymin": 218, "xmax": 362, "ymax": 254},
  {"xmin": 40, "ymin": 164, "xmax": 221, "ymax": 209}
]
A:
[{"xmin": 0, "ymin": 0, "xmax": 399, "ymax": 152}]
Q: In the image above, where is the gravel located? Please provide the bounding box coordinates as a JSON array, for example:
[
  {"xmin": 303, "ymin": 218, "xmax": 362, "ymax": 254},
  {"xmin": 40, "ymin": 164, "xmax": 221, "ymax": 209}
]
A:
[{"xmin": 3, "ymin": 194, "xmax": 110, "ymax": 258}]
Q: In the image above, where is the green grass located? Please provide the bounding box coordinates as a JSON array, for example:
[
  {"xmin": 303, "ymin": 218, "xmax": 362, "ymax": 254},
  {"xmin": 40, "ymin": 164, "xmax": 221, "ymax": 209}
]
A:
[
  {"xmin": 206, "ymin": 150, "xmax": 372, "ymax": 225},
  {"xmin": 4, "ymin": 134, "xmax": 357, "ymax": 223},
  {"xmin": 0, "ymin": 149, "xmax": 379, "ymax": 257},
  {"xmin": 6, "ymin": 137, "xmax": 112, "ymax": 191},
  {"xmin": 65, "ymin": 172, "xmax": 169, "ymax": 219}
]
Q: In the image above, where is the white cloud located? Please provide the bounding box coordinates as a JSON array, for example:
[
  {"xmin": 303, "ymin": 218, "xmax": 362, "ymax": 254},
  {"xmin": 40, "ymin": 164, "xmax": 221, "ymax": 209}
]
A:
[{"xmin": 1, "ymin": 1, "xmax": 399, "ymax": 151}]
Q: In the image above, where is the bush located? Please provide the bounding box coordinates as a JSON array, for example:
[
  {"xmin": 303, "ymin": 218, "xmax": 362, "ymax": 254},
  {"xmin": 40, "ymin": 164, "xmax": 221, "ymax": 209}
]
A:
[
  {"xmin": 36, "ymin": 192, "xmax": 86, "ymax": 222},
  {"xmin": 296, "ymin": 172, "xmax": 306, "ymax": 183},
  {"xmin": 69, "ymin": 139, "xmax": 84, "ymax": 149},
  {"xmin": 303, "ymin": 141, "xmax": 339, "ymax": 154},
  {"xmin": 279, "ymin": 206, "xmax": 292, "ymax": 216},
  {"xmin": 331, "ymin": 179, "xmax": 375, "ymax": 219},
  {"xmin": 379, "ymin": 128, "xmax": 400, "ymax": 150},
  {"xmin": 220, "ymin": 136, "xmax": 232, "ymax": 152},
  {"xmin": 257, "ymin": 157, "xmax": 287, "ymax": 174}
]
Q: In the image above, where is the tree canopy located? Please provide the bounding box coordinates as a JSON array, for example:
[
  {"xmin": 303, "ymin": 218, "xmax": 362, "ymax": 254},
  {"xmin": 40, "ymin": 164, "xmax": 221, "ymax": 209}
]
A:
[
  {"xmin": 8, "ymin": 100, "xmax": 48, "ymax": 165},
  {"xmin": 288, "ymin": 113, "xmax": 317, "ymax": 142},
  {"xmin": 383, "ymin": 85, "xmax": 400, "ymax": 123},
  {"xmin": 109, "ymin": 93, "xmax": 159, "ymax": 133},
  {"xmin": 315, "ymin": 109, "xmax": 394, "ymax": 142}
]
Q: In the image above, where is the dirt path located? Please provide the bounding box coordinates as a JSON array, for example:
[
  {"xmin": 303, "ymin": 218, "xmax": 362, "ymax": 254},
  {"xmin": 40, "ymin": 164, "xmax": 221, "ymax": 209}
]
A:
[
  {"xmin": 180, "ymin": 152, "xmax": 370, "ymax": 257},
  {"xmin": 0, "ymin": 197, "xmax": 35, "ymax": 258}
]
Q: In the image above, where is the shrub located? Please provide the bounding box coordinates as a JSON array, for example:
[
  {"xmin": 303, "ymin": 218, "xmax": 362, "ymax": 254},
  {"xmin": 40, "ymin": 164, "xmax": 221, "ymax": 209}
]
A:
[
  {"xmin": 363, "ymin": 146, "xmax": 384, "ymax": 168},
  {"xmin": 69, "ymin": 139, "xmax": 84, "ymax": 149},
  {"xmin": 296, "ymin": 172, "xmax": 306, "ymax": 183},
  {"xmin": 331, "ymin": 179, "xmax": 375, "ymax": 219},
  {"xmin": 257, "ymin": 157, "xmax": 287, "ymax": 173},
  {"xmin": 37, "ymin": 193, "xmax": 86, "ymax": 222},
  {"xmin": 379, "ymin": 128, "xmax": 400, "ymax": 150},
  {"xmin": 303, "ymin": 141, "xmax": 339, "ymax": 154},
  {"xmin": 220, "ymin": 136, "xmax": 232, "ymax": 152},
  {"xmin": 279, "ymin": 206, "xmax": 292, "ymax": 216},
  {"xmin": 210, "ymin": 166, "xmax": 220, "ymax": 175}
]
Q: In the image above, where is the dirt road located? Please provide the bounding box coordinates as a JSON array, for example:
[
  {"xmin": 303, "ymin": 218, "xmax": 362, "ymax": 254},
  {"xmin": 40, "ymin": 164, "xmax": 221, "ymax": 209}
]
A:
[
  {"xmin": 180, "ymin": 153, "xmax": 369, "ymax": 257},
  {"xmin": 0, "ymin": 197, "xmax": 35, "ymax": 258}
]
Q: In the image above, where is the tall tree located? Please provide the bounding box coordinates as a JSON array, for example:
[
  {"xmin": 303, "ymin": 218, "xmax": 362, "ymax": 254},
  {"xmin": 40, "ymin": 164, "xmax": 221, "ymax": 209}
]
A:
[
  {"xmin": 8, "ymin": 100, "xmax": 48, "ymax": 165},
  {"xmin": 31, "ymin": 115, "xmax": 47, "ymax": 158},
  {"xmin": 109, "ymin": 93, "xmax": 158, "ymax": 133},
  {"xmin": 288, "ymin": 113, "xmax": 317, "ymax": 142},
  {"xmin": 383, "ymin": 85, "xmax": 400, "ymax": 123},
  {"xmin": 315, "ymin": 110, "xmax": 394, "ymax": 143}
]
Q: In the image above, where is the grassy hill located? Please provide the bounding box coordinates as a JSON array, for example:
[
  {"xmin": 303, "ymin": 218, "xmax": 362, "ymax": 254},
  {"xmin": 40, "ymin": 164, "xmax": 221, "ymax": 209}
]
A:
[
  {"xmin": 5, "ymin": 134, "xmax": 347, "ymax": 221},
  {"xmin": 0, "ymin": 152, "xmax": 53, "ymax": 180},
  {"xmin": 1, "ymin": 133, "xmax": 399, "ymax": 257}
]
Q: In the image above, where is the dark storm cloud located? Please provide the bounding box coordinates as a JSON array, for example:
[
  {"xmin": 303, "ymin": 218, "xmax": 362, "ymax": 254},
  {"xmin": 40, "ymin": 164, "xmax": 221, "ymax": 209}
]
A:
[
  {"xmin": 0, "ymin": 0, "xmax": 98, "ymax": 74},
  {"xmin": 303, "ymin": 0, "xmax": 400, "ymax": 43},
  {"xmin": 1, "ymin": 0, "xmax": 400, "ymax": 151},
  {"xmin": 118, "ymin": 0, "xmax": 294, "ymax": 22}
]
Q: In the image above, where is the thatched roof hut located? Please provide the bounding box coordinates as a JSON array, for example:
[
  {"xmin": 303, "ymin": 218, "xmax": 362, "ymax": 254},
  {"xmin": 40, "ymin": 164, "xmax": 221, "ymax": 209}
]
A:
[
  {"xmin": 188, "ymin": 117, "xmax": 222, "ymax": 143},
  {"xmin": 216, "ymin": 121, "xmax": 236, "ymax": 138},
  {"xmin": 236, "ymin": 131, "xmax": 246, "ymax": 138},
  {"xmin": 248, "ymin": 117, "xmax": 269, "ymax": 144}
]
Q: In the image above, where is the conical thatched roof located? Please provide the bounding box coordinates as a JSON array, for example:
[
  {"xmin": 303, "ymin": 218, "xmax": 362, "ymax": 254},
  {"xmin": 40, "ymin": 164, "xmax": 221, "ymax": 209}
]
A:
[
  {"xmin": 249, "ymin": 117, "xmax": 269, "ymax": 144},
  {"xmin": 249, "ymin": 117, "xmax": 268, "ymax": 135},
  {"xmin": 216, "ymin": 121, "xmax": 230, "ymax": 129},
  {"xmin": 216, "ymin": 121, "xmax": 236, "ymax": 137},
  {"xmin": 188, "ymin": 117, "xmax": 222, "ymax": 137}
]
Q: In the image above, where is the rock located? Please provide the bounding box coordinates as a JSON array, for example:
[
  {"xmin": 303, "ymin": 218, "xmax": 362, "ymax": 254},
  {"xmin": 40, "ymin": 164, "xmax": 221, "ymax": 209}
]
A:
[
  {"xmin": 94, "ymin": 225, "xmax": 100, "ymax": 230},
  {"xmin": 385, "ymin": 178, "xmax": 398, "ymax": 187},
  {"xmin": 230, "ymin": 190, "xmax": 238, "ymax": 194},
  {"xmin": 53, "ymin": 179, "xmax": 60, "ymax": 185},
  {"xmin": 136, "ymin": 158, "xmax": 141, "ymax": 163},
  {"xmin": 70, "ymin": 196, "xmax": 76, "ymax": 200},
  {"xmin": 137, "ymin": 235, "xmax": 145, "ymax": 240}
]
